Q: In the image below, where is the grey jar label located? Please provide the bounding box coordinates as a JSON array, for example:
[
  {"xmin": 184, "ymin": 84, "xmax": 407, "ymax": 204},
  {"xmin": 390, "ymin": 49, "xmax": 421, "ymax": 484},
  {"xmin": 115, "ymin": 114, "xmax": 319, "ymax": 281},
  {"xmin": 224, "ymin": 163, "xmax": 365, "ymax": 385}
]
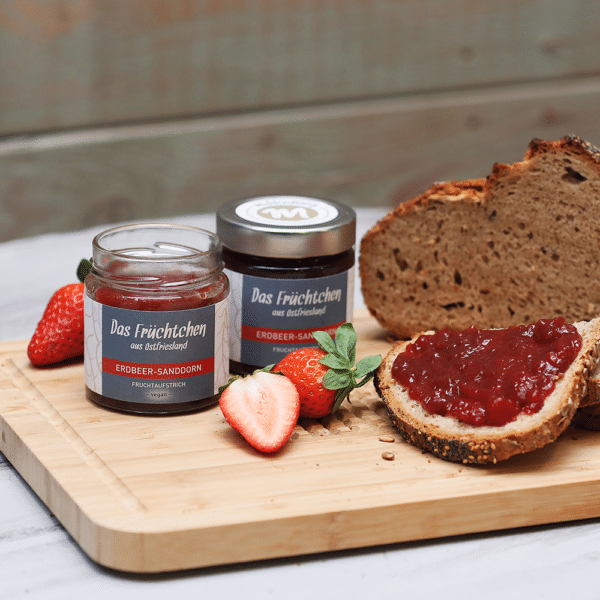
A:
[
  {"xmin": 226, "ymin": 268, "xmax": 354, "ymax": 367},
  {"xmin": 84, "ymin": 296, "xmax": 229, "ymax": 404}
]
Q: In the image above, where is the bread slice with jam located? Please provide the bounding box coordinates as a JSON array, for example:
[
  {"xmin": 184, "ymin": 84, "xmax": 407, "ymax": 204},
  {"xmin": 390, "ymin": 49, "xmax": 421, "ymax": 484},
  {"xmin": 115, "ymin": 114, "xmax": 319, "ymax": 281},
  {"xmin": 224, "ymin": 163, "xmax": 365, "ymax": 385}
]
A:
[{"xmin": 375, "ymin": 318, "xmax": 600, "ymax": 464}]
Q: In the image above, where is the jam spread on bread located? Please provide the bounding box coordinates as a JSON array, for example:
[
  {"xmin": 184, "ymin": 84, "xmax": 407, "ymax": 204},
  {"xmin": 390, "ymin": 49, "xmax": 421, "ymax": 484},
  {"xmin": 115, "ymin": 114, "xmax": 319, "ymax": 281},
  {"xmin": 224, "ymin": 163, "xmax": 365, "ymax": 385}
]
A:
[{"xmin": 391, "ymin": 317, "xmax": 582, "ymax": 427}]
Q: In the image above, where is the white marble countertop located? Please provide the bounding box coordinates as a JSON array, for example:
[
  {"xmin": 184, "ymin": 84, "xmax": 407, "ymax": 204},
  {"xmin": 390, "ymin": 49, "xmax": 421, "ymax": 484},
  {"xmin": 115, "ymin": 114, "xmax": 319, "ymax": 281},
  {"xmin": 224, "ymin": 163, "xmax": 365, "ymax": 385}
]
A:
[{"xmin": 2, "ymin": 209, "xmax": 600, "ymax": 599}]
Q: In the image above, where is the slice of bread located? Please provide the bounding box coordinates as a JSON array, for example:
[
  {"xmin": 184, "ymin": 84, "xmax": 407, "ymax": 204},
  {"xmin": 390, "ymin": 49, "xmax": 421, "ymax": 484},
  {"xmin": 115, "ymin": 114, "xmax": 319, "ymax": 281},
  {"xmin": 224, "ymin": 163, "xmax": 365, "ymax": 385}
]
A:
[
  {"xmin": 582, "ymin": 364, "xmax": 600, "ymax": 406},
  {"xmin": 360, "ymin": 136, "xmax": 600, "ymax": 340},
  {"xmin": 573, "ymin": 363, "xmax": 600, "ymax": 430},
  {"xmin": 375, "ymin": 318, "xmax": 600, "ymax": 464},
  {"xmin": 573, "ymin": 404, "xmax": 600, "ymax": 430}
]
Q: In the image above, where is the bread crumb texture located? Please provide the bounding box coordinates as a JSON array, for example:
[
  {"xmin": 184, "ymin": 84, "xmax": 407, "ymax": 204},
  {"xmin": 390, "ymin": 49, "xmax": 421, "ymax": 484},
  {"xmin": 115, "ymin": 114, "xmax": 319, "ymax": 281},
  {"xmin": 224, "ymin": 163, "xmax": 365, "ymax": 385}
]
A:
[{"xmin": 360, "ymin": 135, "xmax": 600, "ymax": 339}]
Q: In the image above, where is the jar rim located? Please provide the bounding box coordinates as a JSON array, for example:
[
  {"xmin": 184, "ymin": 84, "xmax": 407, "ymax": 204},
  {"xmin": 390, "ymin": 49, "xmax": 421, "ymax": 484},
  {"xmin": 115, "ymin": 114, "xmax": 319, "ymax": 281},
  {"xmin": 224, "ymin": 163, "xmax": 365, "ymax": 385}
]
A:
[{"xmin": 92, "ymin": 223, "xmax": 222, "ymax": 262}]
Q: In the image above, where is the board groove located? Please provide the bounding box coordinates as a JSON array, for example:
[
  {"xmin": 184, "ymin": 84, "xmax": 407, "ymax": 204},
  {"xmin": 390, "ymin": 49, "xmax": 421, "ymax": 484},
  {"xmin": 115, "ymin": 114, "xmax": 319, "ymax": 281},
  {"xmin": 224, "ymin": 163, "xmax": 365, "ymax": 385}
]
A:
[{"xmin": 2, "ymin": 355, "xmax": 147, "ymax": 513}]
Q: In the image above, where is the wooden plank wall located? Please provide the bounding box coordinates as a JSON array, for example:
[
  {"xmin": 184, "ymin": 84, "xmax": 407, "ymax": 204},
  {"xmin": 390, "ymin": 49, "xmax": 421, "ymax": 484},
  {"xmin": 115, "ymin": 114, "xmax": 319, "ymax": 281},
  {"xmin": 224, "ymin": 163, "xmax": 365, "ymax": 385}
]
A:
[{"xmin": 1, "ymin": 0, "xmax": 600, "ymax": 242}]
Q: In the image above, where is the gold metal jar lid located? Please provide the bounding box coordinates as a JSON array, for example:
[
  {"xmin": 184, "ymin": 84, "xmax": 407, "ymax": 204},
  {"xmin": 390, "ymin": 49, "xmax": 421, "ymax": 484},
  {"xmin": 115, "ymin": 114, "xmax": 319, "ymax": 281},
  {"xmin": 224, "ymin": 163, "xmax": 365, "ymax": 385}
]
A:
[{"xmin": 216, "ymin": 195, "xmax": 356, "ymax": 259}]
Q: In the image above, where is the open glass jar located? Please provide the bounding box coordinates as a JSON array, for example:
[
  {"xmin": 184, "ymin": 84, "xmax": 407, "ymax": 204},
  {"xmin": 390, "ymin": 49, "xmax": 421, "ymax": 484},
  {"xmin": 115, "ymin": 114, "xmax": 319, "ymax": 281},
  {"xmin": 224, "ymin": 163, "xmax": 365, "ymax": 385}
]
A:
[{"xmin": 84, "ymin": 224, "xmax": 229, "ymax": 415}]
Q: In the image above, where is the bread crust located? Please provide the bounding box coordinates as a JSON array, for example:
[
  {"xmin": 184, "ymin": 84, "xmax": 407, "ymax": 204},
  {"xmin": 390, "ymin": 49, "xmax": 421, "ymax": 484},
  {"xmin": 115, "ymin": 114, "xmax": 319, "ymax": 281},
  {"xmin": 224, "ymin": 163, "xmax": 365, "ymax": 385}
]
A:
[
  {"xmin": 375, "ymin": 319, "xmax": 600, "ymax": 464},
  {"xmin": 360, "ymin": 136, "xmax": 600, "ymax": 339},
  {"xmin": 574, "ymin": 363, "xmax": 600, "ymax": 429},
  {"xmin": 580, "ymin": 372, "xmax": 600, "ymax": 406},
  {"xmin": 573, "ymin": 404, "xmax": 600, "ymax": 430}
]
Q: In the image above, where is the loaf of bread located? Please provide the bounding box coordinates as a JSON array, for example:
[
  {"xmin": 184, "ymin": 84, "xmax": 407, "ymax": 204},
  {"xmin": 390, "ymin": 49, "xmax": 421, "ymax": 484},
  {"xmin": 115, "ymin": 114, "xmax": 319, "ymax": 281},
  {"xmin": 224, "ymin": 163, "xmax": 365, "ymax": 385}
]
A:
[
  {"xmin": 360, "ymin": 136, "xmax": 600, "ymax": 339},
  {"xmin": 375, "ymin": 318, "xmax": 600, "ymax": 464}
]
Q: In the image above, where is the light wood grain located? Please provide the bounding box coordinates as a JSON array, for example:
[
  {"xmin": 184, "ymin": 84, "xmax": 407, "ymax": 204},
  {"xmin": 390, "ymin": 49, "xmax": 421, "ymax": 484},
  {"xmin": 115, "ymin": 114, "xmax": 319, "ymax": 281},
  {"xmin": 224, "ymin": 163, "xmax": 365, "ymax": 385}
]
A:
[{"xmin": 1, "ymin": 309, "xmax": 600, "ymax": 573}]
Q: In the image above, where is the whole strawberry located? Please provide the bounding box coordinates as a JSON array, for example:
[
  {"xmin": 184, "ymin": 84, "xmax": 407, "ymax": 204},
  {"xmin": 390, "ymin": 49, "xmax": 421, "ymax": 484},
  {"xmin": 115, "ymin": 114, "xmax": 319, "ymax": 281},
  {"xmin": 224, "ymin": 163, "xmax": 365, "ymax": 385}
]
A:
[
  {"xmin": 27, "ymin": 259, "xmax": 92, "ymax": 367},
  {"xmin": 275, "ymin": 323, "xmax": 382, "ymax": 418}
]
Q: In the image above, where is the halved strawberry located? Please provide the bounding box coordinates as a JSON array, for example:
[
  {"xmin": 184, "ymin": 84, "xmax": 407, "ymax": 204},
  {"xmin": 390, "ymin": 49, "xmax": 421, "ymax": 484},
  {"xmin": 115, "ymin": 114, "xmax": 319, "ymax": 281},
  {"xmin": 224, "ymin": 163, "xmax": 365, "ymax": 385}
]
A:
[
  {"xmin": 219, "ymin": 370, "xmax": 300, "ymax": 453},
  {"xmin": 275, "ymin": 323, "xmax": 382, "ymax": 418}
]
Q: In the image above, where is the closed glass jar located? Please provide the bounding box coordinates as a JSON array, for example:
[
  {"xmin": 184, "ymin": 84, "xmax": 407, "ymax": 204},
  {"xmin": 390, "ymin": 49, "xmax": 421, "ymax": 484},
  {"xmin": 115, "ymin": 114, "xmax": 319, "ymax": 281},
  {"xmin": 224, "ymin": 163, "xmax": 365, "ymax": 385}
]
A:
[
  {"xmin": 84, "ymin": 224, "xmax": 229, "ymax": 415},
  {"xmin": 217, "ymin": 196, "xmax": 356, "ymax": 374}
]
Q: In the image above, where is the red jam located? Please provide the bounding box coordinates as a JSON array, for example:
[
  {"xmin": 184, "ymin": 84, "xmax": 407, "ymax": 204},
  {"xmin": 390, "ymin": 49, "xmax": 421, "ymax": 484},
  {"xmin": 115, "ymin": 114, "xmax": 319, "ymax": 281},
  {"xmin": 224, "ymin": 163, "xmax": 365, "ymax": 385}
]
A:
[
  {"xmin": 93, "ymin": 272, "xmax": 228, "ymax": 311},
  {"xmin": 391, "ymin": 317, "xmax": 582, "ymax": 427}
]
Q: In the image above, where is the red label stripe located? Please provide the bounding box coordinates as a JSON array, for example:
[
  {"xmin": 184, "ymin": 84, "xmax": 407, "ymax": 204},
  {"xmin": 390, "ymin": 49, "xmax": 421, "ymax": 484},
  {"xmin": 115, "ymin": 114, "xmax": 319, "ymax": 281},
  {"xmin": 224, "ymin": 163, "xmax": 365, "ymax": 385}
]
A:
[
  {"xmin": 103, "ymin": 357, "xmax": 214, "ymax": 379},
  {"xmin": 241, "ymin": 322, "xmax": 344, "ymax": 345}
]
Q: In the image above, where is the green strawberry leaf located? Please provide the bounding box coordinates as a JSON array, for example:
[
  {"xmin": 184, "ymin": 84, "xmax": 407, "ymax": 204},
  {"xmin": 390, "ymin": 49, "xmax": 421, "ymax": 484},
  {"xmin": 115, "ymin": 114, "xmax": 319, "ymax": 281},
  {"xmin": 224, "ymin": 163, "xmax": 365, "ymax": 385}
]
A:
[
  {"xmin": 313, "ymin": 330, "xmax": 337, "ymax": 354},
  {"xmin": 354, "ymin": 355, "xmax": 383, "ymax": 378},
  {"xmin": 322, "ymin": 369, "xmax": 352, "ymax": 390},
  {"xmin": 77, "ymin": 258, "xmax": 93, "ymax": 283},
  {"xmin": 319, "ymin": 353, "xmax": 352, "ymax": 370},
  {"xmin": 334, "ymin": 323, "xmax": 356, "ymax": 362}
]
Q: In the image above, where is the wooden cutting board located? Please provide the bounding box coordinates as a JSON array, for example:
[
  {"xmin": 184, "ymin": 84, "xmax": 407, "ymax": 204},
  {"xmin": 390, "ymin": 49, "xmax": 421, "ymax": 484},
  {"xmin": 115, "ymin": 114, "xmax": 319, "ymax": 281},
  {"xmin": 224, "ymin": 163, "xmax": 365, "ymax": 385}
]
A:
[{"xmin": 2, "ymin": 309, "xmax": 600, "ymax": 573}]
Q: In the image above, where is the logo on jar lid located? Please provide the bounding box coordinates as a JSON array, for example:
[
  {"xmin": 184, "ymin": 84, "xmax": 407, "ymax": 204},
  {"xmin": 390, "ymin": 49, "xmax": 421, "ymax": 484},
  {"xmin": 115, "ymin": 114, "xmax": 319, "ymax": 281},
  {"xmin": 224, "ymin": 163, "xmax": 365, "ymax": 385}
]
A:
[{"xmin": 235, "ymin": 196, "xmax": 339, "ymax": 227}]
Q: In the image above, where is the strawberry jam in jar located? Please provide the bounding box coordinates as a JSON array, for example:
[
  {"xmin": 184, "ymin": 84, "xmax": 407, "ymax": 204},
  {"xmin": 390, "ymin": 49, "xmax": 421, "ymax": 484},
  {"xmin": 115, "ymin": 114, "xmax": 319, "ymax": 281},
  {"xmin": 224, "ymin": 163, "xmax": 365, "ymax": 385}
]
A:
[
  {"xmin": 84, "ymin": 224, "xmax": 229, "ymax": 415},
  {"xmin": 217, "ymin": 196, "xmax": 355, "ymax": 374}
]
